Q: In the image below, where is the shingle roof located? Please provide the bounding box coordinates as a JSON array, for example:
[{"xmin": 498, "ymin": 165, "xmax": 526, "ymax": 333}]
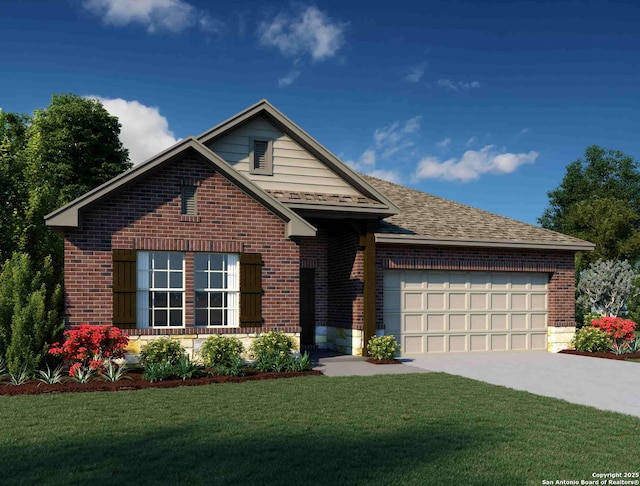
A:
[{"xmin": 362, "ymin": 174, "xmax": 594, "ymax": 249}]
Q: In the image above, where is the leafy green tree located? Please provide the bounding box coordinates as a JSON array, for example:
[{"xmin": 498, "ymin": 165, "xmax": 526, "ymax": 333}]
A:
[
  {"xmin": 539, "ymin": 145, "xmax": 640, "ymax": 272},
  {"xmin": 0, "ymin": 253, "xmax": 63, "ymax": 374},
  {"xmin": 19, "ymin": 94, "xmax": 131, "ymax": 269},
  {"xmin": 0, "ymin": 110, "xmax": 29, "ymax": 264}
]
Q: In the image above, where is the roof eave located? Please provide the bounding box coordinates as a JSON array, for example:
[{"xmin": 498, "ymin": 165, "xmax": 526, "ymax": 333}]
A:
[{"xmin": 374, "ymin": 234, "xmax": 596, "ymax": 251}]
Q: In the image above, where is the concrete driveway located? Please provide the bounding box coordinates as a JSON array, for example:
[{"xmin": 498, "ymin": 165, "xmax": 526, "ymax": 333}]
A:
[{"xmin": 405, "ymin": 352, "xmax": 640, "ymax": 418}]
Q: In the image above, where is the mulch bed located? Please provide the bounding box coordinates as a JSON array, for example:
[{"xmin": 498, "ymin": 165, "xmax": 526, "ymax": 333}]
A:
[
  {"xmin": 559, "ymin": 349, "xmax": 640, "ymax": 361},
  {"xmin": 365, "ymin": 358, "xmax": 402, "ymax": 365},
  {"xmin": 0, "ymin": 369, "xmax": 322, "ymax": 396}
]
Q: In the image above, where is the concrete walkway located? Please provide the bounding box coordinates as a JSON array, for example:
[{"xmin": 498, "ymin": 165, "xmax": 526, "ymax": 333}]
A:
[
  {"xmin": 312, "ymin": 350, "xmax": 640, "ymax": 418},
  {"xmin": 406, "ymin": 352, "xmax": 640, "ymax": 418}
]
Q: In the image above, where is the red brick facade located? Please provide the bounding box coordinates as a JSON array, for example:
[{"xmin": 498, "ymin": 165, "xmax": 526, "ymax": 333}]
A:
[
  {"xmin": 376, "ymin": 244, "xmax": 576, "ymax": 329},
  {"xmin": 63, "ymin": 153, "xmax": 300, "ymax": 334}
]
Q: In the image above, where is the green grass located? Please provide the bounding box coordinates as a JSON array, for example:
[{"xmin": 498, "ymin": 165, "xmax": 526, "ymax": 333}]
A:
[{"xmin": 1, "ymin": 374, "xmax": 638, "ymax": 486}]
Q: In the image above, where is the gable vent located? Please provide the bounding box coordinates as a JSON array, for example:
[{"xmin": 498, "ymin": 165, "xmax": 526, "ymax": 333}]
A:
[
  {"xmin": 254, "ymin": 140, "xmax": 268, "ymax": 170},
  {"xmin": 181, "ymin": 186, "xmax": 197, "ymax": 215}
]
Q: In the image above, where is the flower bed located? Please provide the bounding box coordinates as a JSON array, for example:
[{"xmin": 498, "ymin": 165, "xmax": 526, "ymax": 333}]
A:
[
  {"xmin": 0, "ymin": 368, "xmax": 322, "ymax": 396},
  {"xmin": 559, "ymin": 349, "xmax": 640, "ymax": 361}
]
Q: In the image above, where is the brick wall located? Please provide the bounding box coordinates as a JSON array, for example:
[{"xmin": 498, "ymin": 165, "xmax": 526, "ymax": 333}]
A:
[
  {"xmin": 327, "ymin": 222, "xmax": 364, "ymax": 330},
  {"xmin": 376, "ymin": 244, "xmax": 576, "ymax": 329},
  {"xmin": 64, "ymin": 153, "xmax": 300, "ymax": 334},
  {"xmin": 298, "ymin": 227, "xmax": 328, "ymax": 328}
]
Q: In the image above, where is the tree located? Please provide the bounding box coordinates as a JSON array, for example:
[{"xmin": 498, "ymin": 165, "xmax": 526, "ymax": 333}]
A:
[
  {"xmin": 576, "ymin": 259, "xmax": 637, "ymax": 318},
  {"xmin": 539, "ymin": 145, "xmax": 640, "ymax": 271},
  {"xmin": 0, "ymin": 110, "xmax": 29, "ymax": 264},
  {"xmin": 18, "ymin": 94, "xmax": 131, "ymax": 270}
]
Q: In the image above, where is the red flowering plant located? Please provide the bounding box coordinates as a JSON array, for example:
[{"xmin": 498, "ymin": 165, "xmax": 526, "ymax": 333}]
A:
[
  {"xmin": 49, "ymin": 324, "xmax": 129, "ymax": 376},
  {"xmin": 590, "ymin": 316, "xmax": 637, "ymax": 343}
]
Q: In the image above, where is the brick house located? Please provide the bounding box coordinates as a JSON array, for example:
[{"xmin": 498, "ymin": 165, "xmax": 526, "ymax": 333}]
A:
[{"xmin": 45, "ymin": 100, "xmax": 593, "ymax": 357}]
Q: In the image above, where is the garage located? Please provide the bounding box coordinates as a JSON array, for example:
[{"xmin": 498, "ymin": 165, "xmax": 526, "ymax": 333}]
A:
[{"xmin": 383, "ymin": 270, "xmax": 549, "ymax": 355}]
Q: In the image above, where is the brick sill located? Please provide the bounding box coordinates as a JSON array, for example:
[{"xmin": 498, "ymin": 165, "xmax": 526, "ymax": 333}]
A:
[{"xmin": 180, "ymin": 215, "xmax": 201, "ymax": 223}]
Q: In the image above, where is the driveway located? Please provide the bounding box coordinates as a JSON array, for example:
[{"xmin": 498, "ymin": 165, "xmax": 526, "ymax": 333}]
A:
[{"xmin": 405, "ymin": 352, "xmax": 640, "ymax": 418}]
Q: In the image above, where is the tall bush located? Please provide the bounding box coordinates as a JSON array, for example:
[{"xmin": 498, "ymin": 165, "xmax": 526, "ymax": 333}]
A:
[
  {"xmin": 576, "ymin": 259, "xmax": 637, "ymax": 317},
  {"xmin": 0, "ymin": 253, "xmax": 63, "ymax": 374}
]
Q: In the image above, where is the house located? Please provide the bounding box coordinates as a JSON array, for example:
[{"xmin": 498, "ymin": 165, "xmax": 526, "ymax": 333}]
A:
[{"xmin": 45, "ymin": 100, "xmax": 594, "ymax": 357}]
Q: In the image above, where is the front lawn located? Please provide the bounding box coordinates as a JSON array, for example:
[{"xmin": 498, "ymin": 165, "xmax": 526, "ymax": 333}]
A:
[{"xmin": 1, "ymin": 374, "xmax": 638, "ymax": 485}]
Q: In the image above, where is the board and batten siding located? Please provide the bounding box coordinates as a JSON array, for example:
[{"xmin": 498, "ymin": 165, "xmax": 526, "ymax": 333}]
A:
[{"xmin": 207, "ymin": 117, "xmax": 364, "ymax": 196}]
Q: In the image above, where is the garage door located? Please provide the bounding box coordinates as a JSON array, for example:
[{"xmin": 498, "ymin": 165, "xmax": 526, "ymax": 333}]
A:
[{"xmin": 383, "ymin": 271, "xmax": 548, "ymax": 355}]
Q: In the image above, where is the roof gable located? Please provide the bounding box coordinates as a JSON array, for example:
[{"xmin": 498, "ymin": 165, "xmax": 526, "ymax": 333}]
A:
[
  {"xmin": 197, "ymin": 100, "xmax": 399, "ymax": 216},
  {"xmin": 45, "ymin": 138, "xmax": 316, "ymax": 239}
]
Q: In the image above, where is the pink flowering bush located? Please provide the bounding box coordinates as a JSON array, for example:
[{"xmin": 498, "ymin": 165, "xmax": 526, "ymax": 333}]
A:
[
  {"xmin": 49, "ymin": 324, "xmax": 129, "ymax": 376},
  {"xmin": 590, "ymin": 316, "xmax": 636, "ymax": 343}
]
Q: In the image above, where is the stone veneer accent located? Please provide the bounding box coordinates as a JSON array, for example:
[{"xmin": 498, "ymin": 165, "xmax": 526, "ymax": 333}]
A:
[
  {"xmin": 547, "ymin": 326, "xmax": 576, "ymax": 352},
  {"xmin": 125, "ymin": 332, "xmax": 300, "ymax": 364},
  {"xmin": 315, "ymin": 326, "xmax": 364, "ymax": 356}
]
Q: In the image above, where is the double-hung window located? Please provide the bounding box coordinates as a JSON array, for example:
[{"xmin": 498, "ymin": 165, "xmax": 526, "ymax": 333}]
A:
[
  {"xmin": 137, "ymin": 252, "xmax": 184, "ymax": 327},
  {"xmin": 194, "ymin": 253, "xmax": 239, "ymax": 327}
]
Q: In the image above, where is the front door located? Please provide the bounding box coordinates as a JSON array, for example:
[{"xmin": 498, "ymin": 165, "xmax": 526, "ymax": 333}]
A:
[{"xmin": 300, "ymin": 268, "xmax": 316, "ymax": 349}]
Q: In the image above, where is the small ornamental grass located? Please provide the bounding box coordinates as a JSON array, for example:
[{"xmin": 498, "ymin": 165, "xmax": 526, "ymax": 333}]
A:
[
  {"xmin": 367, "ymin": 335, "xmax": 400, "ymax": 360},
  {"xmin": 36, "ymin": 364, "xmax": 67, "ymax": 385},
  {"xmin": 572, "ymin": 326, "xmax": 613, "ymax": 352},
  {"xmin": 140, "ymin": 337, "xmax": 185, "ymax": 366}
]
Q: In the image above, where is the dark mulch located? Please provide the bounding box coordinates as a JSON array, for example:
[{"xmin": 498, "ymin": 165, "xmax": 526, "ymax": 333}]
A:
[
  {"xmin": 365, "ymin": 358, "xmax": 402, "ymax": 365},
  {"xmin": 0, "ymin": 368, "xmax": 322, "ymax": 396},
  {"xmin": 559, "ymin": 349, "xmax": 640, "ymax": 361}
]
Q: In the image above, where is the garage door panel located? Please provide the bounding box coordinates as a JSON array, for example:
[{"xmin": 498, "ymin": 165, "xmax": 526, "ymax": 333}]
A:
[
  {"xmin": 384, "ymin": 270, "xmax": 549, "ymax": 355},
  {"xmin": 470, "ymin": 314, "xmax": 487, "ymax": 330},
  {"xmin": 449, "ymin": 314, "xmax": 467, "ymax": 331}
]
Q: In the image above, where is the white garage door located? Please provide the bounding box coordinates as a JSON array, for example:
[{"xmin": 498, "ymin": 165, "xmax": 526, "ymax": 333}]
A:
[{"xmin": 383, "ymin": 270, "xmax": 548, "ymax": 355}]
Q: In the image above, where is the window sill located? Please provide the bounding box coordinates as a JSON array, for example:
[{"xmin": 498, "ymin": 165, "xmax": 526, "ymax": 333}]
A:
[{"xmin": 179, "ymin": 215, "xmax": 201, "ymax": 223}]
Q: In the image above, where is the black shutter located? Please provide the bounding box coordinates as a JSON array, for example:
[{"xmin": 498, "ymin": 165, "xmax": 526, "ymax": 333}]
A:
[
  {"xmin": 112, "ymin": 249, "xmax": 137, "ymax": 329},
  {"xmin": 239, "ymin": 253, "xmax": 262, "ymax": 327}
]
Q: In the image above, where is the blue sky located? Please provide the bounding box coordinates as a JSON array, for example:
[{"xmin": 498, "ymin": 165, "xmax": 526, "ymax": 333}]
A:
[{"xmin": 2, "ymin": 0, "xmax": 639, "ymax": 225}]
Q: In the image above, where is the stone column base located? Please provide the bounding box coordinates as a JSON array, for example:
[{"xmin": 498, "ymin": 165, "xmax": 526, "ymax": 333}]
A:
[{"xmin": 547, "ymin": 326, "xmax": 575, "ymax": 353}]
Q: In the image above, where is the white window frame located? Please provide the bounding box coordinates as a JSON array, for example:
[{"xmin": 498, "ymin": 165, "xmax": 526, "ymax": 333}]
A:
[
  {"xmin": 137, "ymin": 252, "xmax": 185, "ymax": 328},
  {"xmin": 194, "ymin": 253, "xmax": 239, "ymax": 328}
]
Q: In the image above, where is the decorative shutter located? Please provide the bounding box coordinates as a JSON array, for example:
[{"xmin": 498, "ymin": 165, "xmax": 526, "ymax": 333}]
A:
[
  {"xmin": 112, "ymin": 249, "xmax": 137, "ymax": 329},
  {"xmin": 253, "ymin": 140, "xmax": 268, "ymax": 170},
  {"xmin": 239, "ymin": 253, "xmax": 262, "ymax": 327}
]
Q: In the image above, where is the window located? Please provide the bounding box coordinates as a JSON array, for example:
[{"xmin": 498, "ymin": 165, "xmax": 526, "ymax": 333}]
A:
[
  {"xmin": 137, "ymin": 252, "xmax": 184, "ymax": 327},
  {"xmin": 181, "ymin": 186, "xmax": 197, "ymax": 215},
  {"xmin": 194, "ymin": 253, "xmax": 239, "ymax": 327},
  {"xmin": 249, "ymin": 137, "xmax": 273, "ymax": 175}
]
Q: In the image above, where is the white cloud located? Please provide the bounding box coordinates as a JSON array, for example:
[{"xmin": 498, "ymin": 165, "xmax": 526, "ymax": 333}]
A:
[
  {"xmin": 373, "ymin": 116, "xmax": 421, "ymax": 159},
  {"xmin": 359, "ymin": 149, "xmax": 376, "ymax": 166},
  {"xmin": 83, "ymin": 0, "xmax": 221, "ymax": 34},
  {"xmin": 404, "ymin": 63, "xmax": 426, "ymax": 83},
  {"xmin": 414, "ymin": 145, "xmax": 538, "ymax": 182},
  {"xmin": 278, "ymin": 70, "xmax": 301, "ymax": 87},
  {"xmin": 368, "ymin": 169, "xmax": 402, "ymax": 183},
  {"xmin": 437, "ymin": 78, "xmax": 480, "ymax": 92},
  {"xmin": 518, "ymin": 128, "xmax": 530, "ymax": 135},
  {"xmin": 436, "ymin": 137, "xmax": 451, "ymax": 149},
  {"xmin": 258, "ymin": 6, "xmax": 346, "ymax": 61},
  {"xmin": 89, "ymin": 96, "xmax": 178, "ymax": 164},
  {"xmin": 465, "ymin": 136, "xmax": 478, "ymax": 148}
]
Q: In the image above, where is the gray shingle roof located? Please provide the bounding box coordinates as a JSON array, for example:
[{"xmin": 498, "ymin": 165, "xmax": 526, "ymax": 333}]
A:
[{"xmin": 362, "ymin": 174, "xmax": 593, "ymax": 248}]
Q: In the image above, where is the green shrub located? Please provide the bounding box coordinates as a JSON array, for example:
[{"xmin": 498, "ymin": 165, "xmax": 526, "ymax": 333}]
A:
[
  {"xmin": 199, "ymin": 335, "xmax": 244, "ymax": 369},
  {"xmin": 582, "ymin": 312, "xmax": 603, "ymax": 328},
  {"xmin": 572, "ymin": 326, "xmax": 613, "ymax": 352},
  {"xmin": 367, "ymin": 335, "xmax": 400, "ymax": 360},
  {"xmin": 173, "ymin": 355, "xmax": 202, "ymax": 380},
  {"xmin": 210, "ymin": 354, "xmax": 246, "ymax": 377},
  {"xmin": 250, "ymin": 331, "xmax": 296, "ymax": 372},
  {"xmin": 142, "ymin": 361, "xmax": 177, "ymax": 382},
  {"xmin": 140, "ymin": 338, "xmax": 185, "ymax": 366}
]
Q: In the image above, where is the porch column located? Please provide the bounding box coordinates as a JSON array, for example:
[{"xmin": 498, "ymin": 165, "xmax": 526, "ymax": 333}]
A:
[{"xmin": 363, "ymin": 221, "xmax": 377, "ymax": 356}]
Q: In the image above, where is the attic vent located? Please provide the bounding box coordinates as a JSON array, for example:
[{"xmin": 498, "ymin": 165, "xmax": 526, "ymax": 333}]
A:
[
  {"xmin": 181, "ymin": 186, "xmax": 197, "ymax": 215},
  {"xmin": 250, "ymin": 137, "xmax": 273, "ymax": 175}
]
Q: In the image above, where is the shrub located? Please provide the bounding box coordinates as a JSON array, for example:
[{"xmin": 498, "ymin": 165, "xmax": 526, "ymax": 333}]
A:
[
  {"xmin": 628, "ymin": 336, "xmax": 640, "ymax": 354},
  {"xmin": 250, "ymin": 331, "xmax": 296, "ymax": 372},
  {"xmin": 577, "ymin": 259, "xmax": 637, "ymax": 317},
  {"xmin": 572, "ymin": 326, "xmax": 613, "ymax": 352},
  {"xmin": 173, "ymin": 355, "xmax": 201, "ymax": 380},
  {"xmin": 211, "ymin": 355, "xmax": 246, "ymax": 377},
  {"xmin": 140, "ymin": 337, "xmax": 185, "ymax": 366},
  {"xmin": 49, "ymin": 324, "xmax": 128, "ymax": 376},
  {"xmin": 583, "ymin": 312, "xmax": 602, "ymax": 328},
  {"xmin": 367, "ymin": 335, "xmax": 400, "ymax": 360},
  {"xmin": 590, "ymin": 316, "xmax": 636, "ymax": 343},
  {"xmin": 199, "ymin": 335, "xmax": 244, "ymax": 369},
  {"xmin": 143, "ymin": 361, "xmax": 176, "ymax": 382}
]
